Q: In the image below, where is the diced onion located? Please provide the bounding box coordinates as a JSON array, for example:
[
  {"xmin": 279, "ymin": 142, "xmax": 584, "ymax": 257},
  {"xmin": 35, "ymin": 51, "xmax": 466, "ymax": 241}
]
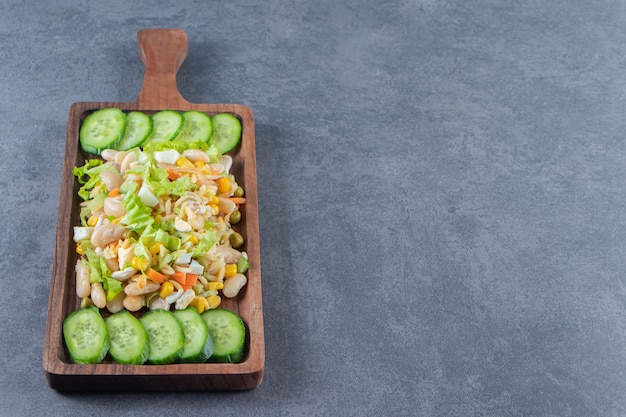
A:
[
  {"xmin": 73, "ymin": 226, "xmax": 93, "ymax": 242},
  {"xmin": 153, "ymin": 149, "xmax": 181, "ymax": 165}
]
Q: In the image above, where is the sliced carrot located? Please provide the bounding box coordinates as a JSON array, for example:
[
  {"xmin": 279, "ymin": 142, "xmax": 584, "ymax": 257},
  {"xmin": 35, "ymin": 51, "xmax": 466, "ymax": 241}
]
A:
[
  {"xmin": 229, "ymin": 197, "xmax": 246, "ymax": 205},
  {"xmin": 186, "ymin": 273, "xmax": 198, "ymax": 287},
  {"xmin": 146, "ymin": 268, "xmax": 166, "ymax": 284},
  {"xmin": 108, "ymin": 187, "xmax": 120, "ymax": 197},
  {"xmin": 171, "ymin": 271, "xmax": 187, "ymax": 286},
  {"xmin": 166, "ymin": 167, "xmax": 180, "ymax": 181}
]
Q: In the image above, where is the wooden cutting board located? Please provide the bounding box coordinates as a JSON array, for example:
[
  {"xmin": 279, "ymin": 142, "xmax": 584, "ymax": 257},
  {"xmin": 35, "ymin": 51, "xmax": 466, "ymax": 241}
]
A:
[{"xmin": 43, "ymin": 28, "xmax": 264, "ymax": 391}]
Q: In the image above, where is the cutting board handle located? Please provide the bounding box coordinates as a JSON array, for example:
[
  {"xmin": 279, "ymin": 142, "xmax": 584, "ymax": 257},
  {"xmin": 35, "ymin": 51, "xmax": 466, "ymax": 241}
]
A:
[{"xmin": 135, "ymin": 28, "xmax": 192, "ymax": 108}]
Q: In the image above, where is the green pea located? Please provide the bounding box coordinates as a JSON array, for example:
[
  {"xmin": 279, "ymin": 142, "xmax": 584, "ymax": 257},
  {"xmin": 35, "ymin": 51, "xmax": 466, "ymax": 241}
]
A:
[
  {"xmin": 229, "ymin": 232, "xmax": 244, "ymax": 248},
  {"xmin": 234, "ymin": 186, "xmax": 245, "ymax": 197},
  {"xmin": 230, "ymin": 210, "xmax": 241, "ymax": 225}
]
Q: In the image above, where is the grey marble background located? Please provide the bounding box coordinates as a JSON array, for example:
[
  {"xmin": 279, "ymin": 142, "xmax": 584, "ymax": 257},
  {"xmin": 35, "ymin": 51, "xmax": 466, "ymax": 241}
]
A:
[{"xmin": 2, "ymin": 0, "xmax": 626, "ymax": 416}]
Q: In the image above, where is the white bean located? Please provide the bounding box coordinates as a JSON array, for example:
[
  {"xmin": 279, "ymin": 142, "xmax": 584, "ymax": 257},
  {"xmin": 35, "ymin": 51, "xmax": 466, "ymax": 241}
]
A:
[
  {"xmin": 124, "ymin": 280, "xmax": 160, "ymax": 296},
  {"xmin": 91, "ymin": 282, "xmax": 107, "ymax": 308},
  {"xmin": 119, "ymin": 151, "xmax": 137, "ymax": 174},
  {"xmin": 218, "ymin": 197, "xmax": 236, "ymax": 216},
  {"xmin": 91, "ymin": 223, "xmax": 126, "ymax": 248},
  {"xmin": 101, "ymin": 149, "xmax": 119, "ymax": 162},
  {"xmin": 106, "ymin": 292, "xmax": 125, "ymax": 313},
  {"xmin": 114, "ymin": 150, "xmax": 129, "ymax": 166},
  {"xmin": 222, "ymin": 274, "xmax": 247, "ymax": 298},
  {"xmin": 123, "ymin": 294, "xmax": 144, "ymax": 312},
  {"xmin": 103, "ymin": 196, "xmax": 125, "ymax": 218},
  {"xmin": 75, "ymin": 261, "xmax": 91, "ymax": 298},
  {"xmin": 105, "ymin": 257, "xmax": 120, "ymax": 273},
  {"xmin": 99, "ymin": 170, "xmax": 123, "ymax": 192},
  {"xmin": 215, "ymin": 246, "xmax": 242, "ymax": 264},
  {"xmin": 183, "ymin": 149, "xmax": 210, "ymax": 163}
]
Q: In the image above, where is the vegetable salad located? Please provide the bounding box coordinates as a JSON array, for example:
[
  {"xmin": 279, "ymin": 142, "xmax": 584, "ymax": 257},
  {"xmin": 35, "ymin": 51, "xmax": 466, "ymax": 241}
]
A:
[{"xmin": 72, "ymin": 139, "xmax": 249, "ymax": 315}]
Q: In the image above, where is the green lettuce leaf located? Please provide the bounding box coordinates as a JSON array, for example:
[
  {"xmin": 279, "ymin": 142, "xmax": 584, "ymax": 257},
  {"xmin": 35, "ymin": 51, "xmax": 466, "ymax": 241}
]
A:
[
  {"xmin": 73, "ymin": 160, "xmax": 118, "ymax": 201},
  {"xmin": 140, "ymin": 225, "xmax": 181, "ymax": 252},
  {"xmin": 193, "ymin": 227, "xmax": 217, "ymax": 258},
  {"xmin": 121, "ymin": 193, "xmax": 154, "ymax": 232}
]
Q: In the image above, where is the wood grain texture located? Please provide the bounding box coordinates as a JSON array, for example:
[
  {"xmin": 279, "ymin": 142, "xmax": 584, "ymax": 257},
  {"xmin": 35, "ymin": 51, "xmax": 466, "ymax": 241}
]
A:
[{"xmin": 42, "ymin": 29, "xmax": 264, "ymax": 391}]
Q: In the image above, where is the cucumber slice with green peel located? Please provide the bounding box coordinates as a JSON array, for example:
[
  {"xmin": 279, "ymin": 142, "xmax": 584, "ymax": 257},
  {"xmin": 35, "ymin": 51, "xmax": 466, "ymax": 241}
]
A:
[
  {"xmin": 143, "ymin": 110, "xmax": 184, "ymax": 144},
  {"xmin": 115, "ymin": 111, "xmax": 153, "ymax": 151},
  {"xmin": 104, "ymin": 310, "xmax": 150, "ymax": 365},
  {"xmin": 202, "ymin": 308, "xmax": 246, "ymax": 363},
  {"xmin": 140, "ymin": 309, "xmax": 185, "ymax": 365},
  {"xmin": 62, "ymin": 307, "xmax": 109, "ymax": 364},
  {"xmin": 209, "ymin": 113, "xmax": 242, "ymax": 154},
  {"xmin": 174, "ymin": 110, "xmax": 213, "ymax": 143},
  {"xmin": 173, "ymin": 308, "xmax": 214, "ymax": 363},
  {"xmin": 79, "ymin": 108, "xmax": 126, "ymax": 155}
]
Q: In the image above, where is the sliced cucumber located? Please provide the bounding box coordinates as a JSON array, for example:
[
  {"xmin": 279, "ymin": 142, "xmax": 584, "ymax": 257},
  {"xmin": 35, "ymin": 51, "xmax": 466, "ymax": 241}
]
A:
[
  {"xmin": 62, "ymin": 307, "xmax": 109, "ymax": 364},
  {"xmin": 139, "ymin": 309, "xmax": 185, "ymax": 365},
  {"xmin": 209, "ymin": 113, "xmax": 242, "ymax": 154},
  {"xmin": 115, "ymin": 111, "xmax": 153, "ymax": 151},
  {"xmin": 104, "ymin": 310, "xmax": 150, "ymax": 365},
  {"xmin": 79, "ymin": 108, "xmax": 126, "ymax": 155},
  {"xmin": 202, "ymin": 308, "xmax": 246, "ymax": 363},
  {"xmin": 173, "ymin": 308, "xmax": 214, "ymax": 363},
  {"xmin": 143, "ymin": 110, "xmax": 184, "ymax": 144},
  {"xmin": 174, "ymin": 110, "xmax": 213, "ymax": 143}
]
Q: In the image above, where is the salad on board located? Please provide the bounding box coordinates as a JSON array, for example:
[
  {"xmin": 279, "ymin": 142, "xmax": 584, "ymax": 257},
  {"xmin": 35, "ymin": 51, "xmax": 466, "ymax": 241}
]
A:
[{"xmin": 71, "ymin": 112, "xmax": 250, "ymax": 317}]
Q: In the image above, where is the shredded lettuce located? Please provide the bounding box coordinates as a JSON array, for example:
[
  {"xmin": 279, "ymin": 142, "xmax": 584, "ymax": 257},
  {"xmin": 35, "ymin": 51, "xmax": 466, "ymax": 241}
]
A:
[
  {"xmin": 81, "ymin": 243, "xmax": 123, "ymax": 301},
  {"xmin": 82, "ymin": 245, "xmax": 102, "ymax": 284},
  {"xmin": 140, "ymin": 225, "xmax": 181, "ymax": 252},
  {"xmin": 71, "ymin": 134, "xmax": 246, "ymax": 311},
  {"xmin": 133, "ymin": 240, "xmax": 151, "ymax": 263},
  {"xmin": 120, "ymin": 178, "xmax": 139, "ymax": 195},
  {"xmin": 144, "ymin": 139, "xmax": 210, "ymax": 154},
  {"xmin": 85, "ymin": 190, "xmax": 107, "ymax": 215},
  {"xmin": 155, "ymin": 175, "xmax": 198, "ymax": 197},
  {"xmin": 193, "ymin": 227, "xmax": 217, "ymax": 258},
  {"xmin": 72, "ymin": 159, "xmax": 103, "ymax": 184},
  {"xmin": 121, "ymin": 192, "xmax": 154, "ymax": 232},
  {"xmin": 73, "ymin": 160, "xmax": 118, "ymax": 201}
]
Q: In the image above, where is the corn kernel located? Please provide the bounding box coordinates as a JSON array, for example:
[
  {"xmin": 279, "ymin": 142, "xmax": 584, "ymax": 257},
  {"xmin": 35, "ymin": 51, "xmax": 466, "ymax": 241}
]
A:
[
  {"xmin": 209, "ymin": 204, "xmax": 219, "ymax": 216},
  {"xmin": 76, "ymin": 243, "xmax": 84, "ymax": 255},
  {"xmin": 224, "ymin": 264, "xmax": 237, "ymax": 278},
  {"xmin": 210, "ymin": 195, "xmax": 220, "ymax": 205},
  {"xmin": 216, "ymin": 177, "xmax": 231, "ymax": 194},
  {"xmin": 149, "ymin": 242, "xmax": 163, "ymax": 255},
  {"xmin": 176, "ymin": 157, "xmax": 194, "ymax": 168},
  {"xmin": 131, "ymin": 256, "xmax": 148, "ymax": 271},
  {"xmin": 207, "ymin": 281, "xmax": 224, "ymax": 291},
  {"xmin": 189, "ymin": 296, "xmax": 208, "ymax": 314},
  {"xmin": 189, "ymin": 234, "xmax": 199, "ymax": 245},
  {"xmin": 207, "ymin": 294, "xmax": 221, "ymax": 309},
  {"xmin": 194, "ymin": 160, "xmax": 205, "ymax": 169},
  {"xmin": 87, "ymin": 215, "xmax": 98, "ymax": 227},
  {"xmin": 159, "ymin": 281, "xmax": 174, "ymax": 298}
]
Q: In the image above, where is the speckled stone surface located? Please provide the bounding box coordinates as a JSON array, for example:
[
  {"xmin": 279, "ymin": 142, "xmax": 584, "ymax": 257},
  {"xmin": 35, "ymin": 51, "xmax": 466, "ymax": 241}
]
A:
[{"xmin": 1, "ymin": 0, "xmax": 626, "ymax": 415}]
